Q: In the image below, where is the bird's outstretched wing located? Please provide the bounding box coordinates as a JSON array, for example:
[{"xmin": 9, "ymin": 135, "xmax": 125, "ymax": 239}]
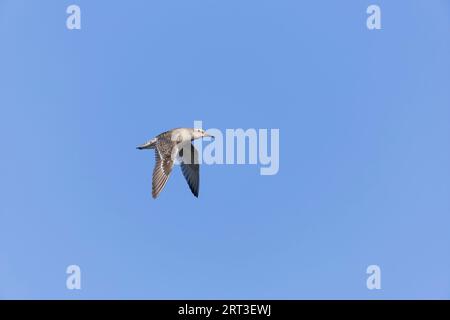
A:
[
  {"xmin": 179, "ymin": 143, "xmax": 199, "ymax": 197},
  {"xmin": 152, "ymin": 147, "xmax": 174, "ymax": 199}
]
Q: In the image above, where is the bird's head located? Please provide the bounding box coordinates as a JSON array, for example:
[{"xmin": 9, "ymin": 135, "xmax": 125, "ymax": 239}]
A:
[{"xmin": 192, "ymin": 128, "xmax": 214, "ymax": 140}]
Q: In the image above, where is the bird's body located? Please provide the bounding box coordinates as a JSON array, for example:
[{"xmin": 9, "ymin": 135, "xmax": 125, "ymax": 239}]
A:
[{"xmin": 137, "ymin": 128, "xmax": 212, "ymax": 198}]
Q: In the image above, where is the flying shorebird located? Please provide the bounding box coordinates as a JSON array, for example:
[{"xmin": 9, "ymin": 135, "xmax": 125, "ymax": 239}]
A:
[{"xmin": 137, "ymin": 128, "xmax": 213, "ymax": 199}]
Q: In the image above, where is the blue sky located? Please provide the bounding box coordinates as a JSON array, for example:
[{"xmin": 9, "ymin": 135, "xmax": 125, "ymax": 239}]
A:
[{"xmin": 0, "ymin": 0, "xmax": 449, "ymax": 299}]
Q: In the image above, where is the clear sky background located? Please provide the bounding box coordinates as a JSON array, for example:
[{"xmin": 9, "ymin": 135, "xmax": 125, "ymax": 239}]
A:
[{"xmin": 1, "ymin": 0, "xmax": 449, "ymax": 299}]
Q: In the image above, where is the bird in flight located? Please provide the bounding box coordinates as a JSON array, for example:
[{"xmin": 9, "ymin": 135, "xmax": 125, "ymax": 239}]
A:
[{"xmin": 137, "ymin": 128, "xmax": 213, "ymax": 199}]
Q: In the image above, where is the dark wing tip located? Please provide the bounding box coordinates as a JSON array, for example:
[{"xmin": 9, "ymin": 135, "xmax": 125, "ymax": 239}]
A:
[
  {"xmin": 191, "ymin": 184, "xmax": 199, "ymax": 198},
  {"xmin": 179, "ymin": 143, "xmax": 200, "ymax": 198}
]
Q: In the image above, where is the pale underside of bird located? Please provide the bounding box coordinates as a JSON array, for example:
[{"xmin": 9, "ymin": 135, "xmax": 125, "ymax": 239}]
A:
[{"xmin": 137, "ymin": 128, "xmax": 213, "ymax": 199}]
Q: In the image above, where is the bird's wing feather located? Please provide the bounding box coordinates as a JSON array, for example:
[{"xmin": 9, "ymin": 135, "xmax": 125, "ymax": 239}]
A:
[
  {"xmin": 179, "ymin": 143, "xmax": 200, "ymax": 197},
  {"xmin": 152, "ymin": 146, "xmax": 174, "ymax": 199}
]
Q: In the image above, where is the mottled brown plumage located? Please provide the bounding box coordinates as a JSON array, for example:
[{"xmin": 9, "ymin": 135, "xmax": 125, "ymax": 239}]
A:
[{"xmin": 137, "ymin": 128, "xmax": 212, "ymax": 199}]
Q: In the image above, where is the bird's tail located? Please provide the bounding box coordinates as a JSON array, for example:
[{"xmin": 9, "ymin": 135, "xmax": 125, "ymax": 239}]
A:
[{"xmin": 137, "ymin": 138, "xmax": 157, "ymax": 150}]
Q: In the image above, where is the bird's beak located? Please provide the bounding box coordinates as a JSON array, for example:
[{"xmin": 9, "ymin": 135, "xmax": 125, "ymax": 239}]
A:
[{"xmin": 204, "ymin": 132, "xmax": 215, "ymax": 139}]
